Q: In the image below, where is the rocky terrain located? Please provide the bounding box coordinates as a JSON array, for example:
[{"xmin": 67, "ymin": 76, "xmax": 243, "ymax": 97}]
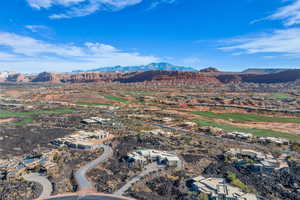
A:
[
  {"xmin": 129, "ymin": 171, "xmax": 192, "ymax": 200},
  {"xmin": 203, "ymin": 156, "xmax": 300, "ymax": 200},
  {"xmin": 1, "ymin": 68, "xmax": 299, "ymax": 85},
  {"xmin": 199, "ymin": 67, "xmax": 220, "ymax": 73},
  {"xmin": 0, "ymin": 180, "xmax": 41, "ymax": 200}
]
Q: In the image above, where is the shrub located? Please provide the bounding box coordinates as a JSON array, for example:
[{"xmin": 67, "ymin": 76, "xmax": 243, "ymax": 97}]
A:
[
  {"xmin": 226, "ymin": 172, "xmax": 256, "ymax": 193},
  {"xmin": 198, "ymin": 193, "xmax": 209, "ymax": 200},
  {"xmin": 291, "ymin": 143, "xmax": 300, "ymax": 152}
]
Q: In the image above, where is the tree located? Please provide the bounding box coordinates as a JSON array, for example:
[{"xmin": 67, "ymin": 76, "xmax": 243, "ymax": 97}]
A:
[
  {"xmin": 198, "ymin": 193, "xmax": 209, "ymax": 200},
  {"xmin": 226, "ymin": 172, "xmax": 256, "ymax": 193}
]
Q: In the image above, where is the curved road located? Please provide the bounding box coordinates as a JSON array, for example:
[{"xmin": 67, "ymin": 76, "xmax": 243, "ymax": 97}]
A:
[
  {"xmin": 74, "ymin": 144, "xmax": 113, "ymax": 192},
  {"xmin": 23, "ymin": 173, "xmax": 53, "ymax": 199},
  {"xmin": 113, "ymin": 163, "xmax": 163, "ymax": 196},
  {"xmin": 44, "ymin": 193, "xmax": 134, "ymax": 200}
]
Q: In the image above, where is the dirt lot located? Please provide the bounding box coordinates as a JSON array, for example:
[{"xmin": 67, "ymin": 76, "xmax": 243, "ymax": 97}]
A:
[
  {"xmin": 0, "ymin": 118, "xmax": 17, "ymax": 124},
  {"xmin": 247, "ymin": 122, "xmax": 300, "ymax": 135}
]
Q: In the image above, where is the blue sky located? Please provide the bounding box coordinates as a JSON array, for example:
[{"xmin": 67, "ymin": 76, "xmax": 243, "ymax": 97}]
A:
[{"xmin": 0, "ymin": 0, "xmax": 300, "ymax": 73}]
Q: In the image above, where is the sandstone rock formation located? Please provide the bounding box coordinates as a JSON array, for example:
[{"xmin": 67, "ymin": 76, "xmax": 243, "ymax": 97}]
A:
[
  {"xmin": 200, "ymin": 67, "xmax": 220, "ymax": 73},
  {"xmin": 1, "ymin": 69, "xmax": 299, "ymax": 84},
  {"xmin": 32, "ymin": 72, "xmax": 61, "ymax": 83},
  {"xmin": 6, "ymin": 73, "xmax": 29, "ymax": 82}
]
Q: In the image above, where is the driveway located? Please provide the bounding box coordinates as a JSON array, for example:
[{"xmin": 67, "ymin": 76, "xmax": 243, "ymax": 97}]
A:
[
  {"xmin": 23, "ymin": 173, "xmax": 53, "ymax": 199},
  {"xmin": 44, "ymin": 193, "xmax": 134, "ymax": 200},
  {"xmin": 74, "ymin": 144, "xmax": 113, "ymax": 191},
  {"xmin": 113, "ymin": 163, "xmax": 163, "ymax": 196}
]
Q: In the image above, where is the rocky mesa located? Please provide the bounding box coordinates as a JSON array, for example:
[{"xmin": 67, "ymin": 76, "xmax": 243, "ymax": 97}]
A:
[{"xmin": 1, "ymin": 68, "xmax": 300, "ymax": 84}]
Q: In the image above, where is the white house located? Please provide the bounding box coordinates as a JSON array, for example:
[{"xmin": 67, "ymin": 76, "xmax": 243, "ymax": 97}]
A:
[{"xmin": 190, "ymin": 176, "xmax": 257, "ymax": 200}]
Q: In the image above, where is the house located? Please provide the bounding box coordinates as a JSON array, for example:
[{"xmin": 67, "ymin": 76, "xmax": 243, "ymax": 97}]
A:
[
  {"xmin": 127, "ymin": 152, "xmax": 147, "ymax": 164},
  {"xmin": 258, "ymin": 137, "xmax": 289, "ymax": 145},
  {"xmin": 108, "ymin": 106, "xmax": 119, "ymax": 110},
  {"xmin": 162, "ymin": 117, "xmax": 173, "ymax": 123},
  {"xmin": 226, "ymin": 148, "xmax": 283, "ymax": 171},
  {"xmin": 128, "ymin": 149, "xmax": 182, "ymax": 168},
  {"xmin": 77, "ymin": 130, "xmax": 110, "ymax": 139},
  {"xmin": 226, "ymin": 149, "xmax": 265, "ymax": 160},
  {"xmin": 159, "ymin": 155, "xmax": 182, "ymax": 168},
  {"xmin": 223, "ymin": 132, "xmax": 253, "ymax": 140},
  {"xmin": 81, "ymin": 117, "xmax": 112, "ymax": 125},
  {"xmin": 190, "ymin": 176, "xmax": 257, "ymax": 200},
  {"xmin": 98, "ymin": 131, "xmax": 110, "ymax": 139},
  {"xmin": 147, "ymin": 129, "xmax": 172, "ymax": 136},
  {"xmin": 81, "ymin": 118, "xmax": 98, "ymax": 124},
  {"xmin": 90, "ymin": 117, "xmax": 111, "ymax": 124},
  {"xmin": 179, "ymin": 122, "xmax": 198, "ymax": 128},
  {"xmin": 50, "ymin": 130, "xmax": 110, "ymax": 150}
]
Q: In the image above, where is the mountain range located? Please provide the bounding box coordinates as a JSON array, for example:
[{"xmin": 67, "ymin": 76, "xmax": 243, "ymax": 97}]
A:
[
  {"xmin": 1, "ymin": 69, "xmax": 300, "ymax": 84},
  {"xmin": 73, "ymin": 62, "xmax": 296, "ymax": 75},
  {"xmin": 1, "ymin": 62, "xmax": 299, "ymax": 84},
  {"xmin": 241, "ymin": 68, "xmax": 292, "ymax": 74},
  {"xmin": 73, "ymin": 62, "xmax": 197, "ymax": 73}
]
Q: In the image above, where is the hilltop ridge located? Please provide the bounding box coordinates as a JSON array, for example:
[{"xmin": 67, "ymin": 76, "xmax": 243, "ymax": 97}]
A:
[
  {"xmin": 1, "ymin": 68, "xmax": 299, "ymax": 84},
  {"xmin": 73, "ymin": 62, "xmax": 197, "ymax": 73}
]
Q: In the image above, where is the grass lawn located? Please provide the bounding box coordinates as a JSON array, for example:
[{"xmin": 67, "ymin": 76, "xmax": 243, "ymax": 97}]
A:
[
  {"xmin": 134, "ymin": 101, "xmax": 160, "ymax": 105},
  {"xmin": 194, "ymin": 119, "xmax": 300, "ymax": 142},
  {"xmin": 103, "ymin": 94, "xmax": 159, "ymax": 105},
  {"xmin": 103, "ymin": 95, "xmax": 129, "ymax": 103},
  {"xmin": 123, "ymin": 90, "xmax": 153, "ymax": 96},
  {"xmin": 0, "ymin": 117, "xmax": 34, "ymax": 128},
  {"xmin": 74, "ymin": 102, "xmax": 109, "ymax": 106},
  {"xmin": 0, "ymin": 108, "xmax": 74, "ymax": 118},
  {"xmin": 271, "ymin": 93, "xmax": 291, "ymax": 99},
  {"xmin": 182, "ymin": 110, "xmax": 300, "ymax": 123},
  {"xmin": 0, "ymin": 108, "xmax": 74, "ymax": 127},
  {"xmin": 12, "ymin": 118, "xmax": 34, "ymax": 126}
]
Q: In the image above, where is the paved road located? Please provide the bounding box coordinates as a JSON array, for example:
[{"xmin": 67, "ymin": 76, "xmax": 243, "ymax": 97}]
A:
[
  {"xmin": 113, "ymin": 163, "xmax": 163, "ymax": 196},
  {"xmin": 75, "ymin": 144, "xmax": 113, "ymax": 191},
  {"xmin": 23, "ymin": 173, "xmax": 53, "ymax": 199},
  {"xmin": 44, "ymin": 193, "xmax": 134, "ymax": 200}
]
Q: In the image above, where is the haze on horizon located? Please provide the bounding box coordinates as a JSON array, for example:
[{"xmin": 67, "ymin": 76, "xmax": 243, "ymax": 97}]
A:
[{"xmin": 1, "ymin": 0, "xmax": 300, "ymax": 73}]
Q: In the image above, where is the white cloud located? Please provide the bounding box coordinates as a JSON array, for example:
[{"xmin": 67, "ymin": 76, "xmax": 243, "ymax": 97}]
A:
[
  {"xmin": 0, "ymin": 52, "xmax": 17, "ymax": 60},
  {"xmin": 220, "ymin": 28, "xmax": 300, "ymax": 56},
  {"xmin": 269, "ymin": 0, "xmax": 300, "ymax": 26},
  {"xmin": 25, "ymin": 25, "xmax": 49, "ymax": 33},
  {"xmin": 148, "ymin": 0, "xmax": 176, "ymax": 10},
  {"xmin": 27, "ymin": 0, "xmax": 142, "ymax": 19},
  {"xmin": 178, "ymin": 57, "xmax": 201, "ymax": 66},
  {"xmin": 0, "ymin": 32, "xmax": 159, "ymax": 72},
  {"xmin": 0, "ymin": 32, "xmax": 84, "ymax": 57},
  {"xmin": 26, "ymin": 0, "xmax": 175, "ymax": 19},
  {"xmin": 27, "ymin": 0, "xmax": 86, "ymax": 9},
  {"xmin": 49, "ymin": 2, "xmax": 101, "ymax": 19}
]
